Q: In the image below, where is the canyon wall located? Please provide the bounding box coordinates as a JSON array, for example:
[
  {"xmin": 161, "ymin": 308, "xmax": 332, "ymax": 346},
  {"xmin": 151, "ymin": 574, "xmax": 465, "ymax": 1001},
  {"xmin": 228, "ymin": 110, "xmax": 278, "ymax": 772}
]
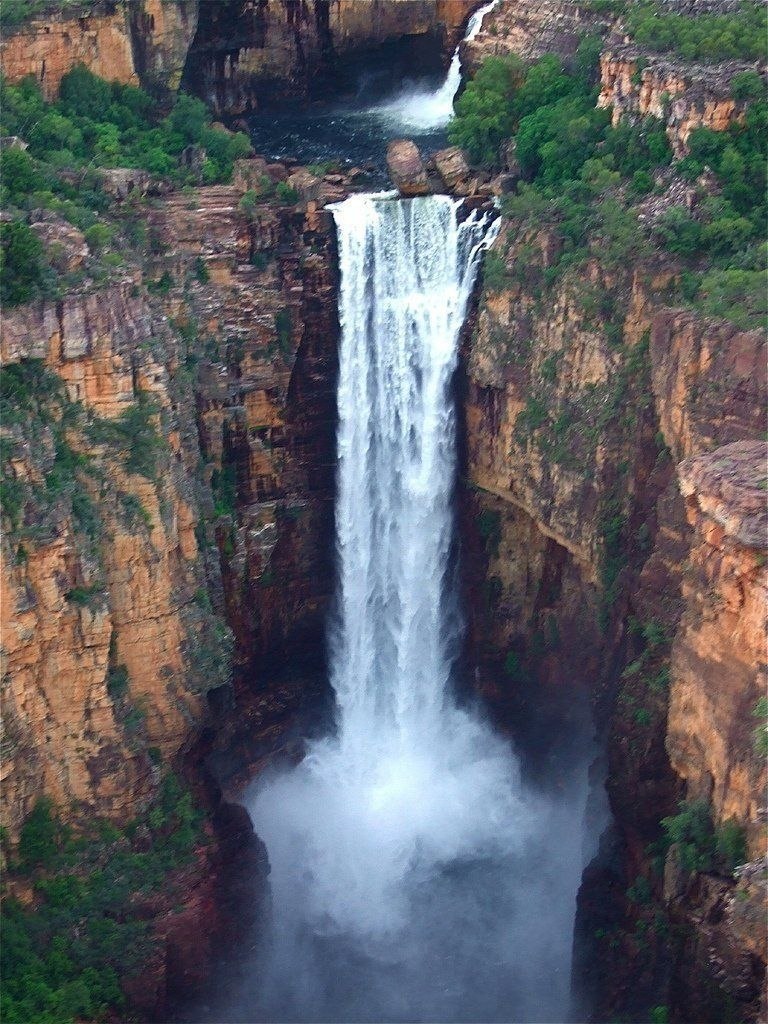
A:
[
  {"xmin": 597, "ymin": 46, "xmax": 754, "ymax": 156},
  {"xmin": 459, "ymin": 216, "xmax": 766, "ymax": 1021},
  {"xmin": 0, "ymin": 0, "xmax": 478, "ymax": 110},
  {"xmin": 0, "ymin": 0, "xmax": 197, "ymax": 98},
  {"xmin": 0, "ymin": 172, "xmax": 344, "ymax": 842}
]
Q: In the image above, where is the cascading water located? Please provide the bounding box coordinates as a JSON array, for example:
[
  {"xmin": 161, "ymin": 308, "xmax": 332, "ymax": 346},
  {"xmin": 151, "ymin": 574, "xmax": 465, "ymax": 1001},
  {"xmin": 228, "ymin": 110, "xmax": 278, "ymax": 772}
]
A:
[
  {"xmin": 225, "ymin": 194, "xmax": 600, "ymax": 1024},
  {"xmin": 371, "ymin": 0, "xmax": 499, "ymax": 130}
]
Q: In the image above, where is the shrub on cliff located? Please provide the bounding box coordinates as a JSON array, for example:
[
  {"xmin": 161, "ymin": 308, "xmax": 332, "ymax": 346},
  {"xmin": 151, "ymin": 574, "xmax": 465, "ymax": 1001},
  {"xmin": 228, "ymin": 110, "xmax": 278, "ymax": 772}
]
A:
[
  {"xmin": 1, "ymin": 67, "xmax": 251, "ymax": 198},
  {"xmin": 0, "ymin": 220, "xmax": 43, "ymax": 306},
  {"xmin": 1, "ymin": 777, "xmax": 204, "ymax": 1024},
  {"xmin": 448, "ymin": 55, "xmax": 523, "ymax": 166},
  {"xmin": 661, "ymin": 800, "xmax": 747, "ymax": 876},
  {"xmin": 624, "ymin": 1, "xmax": 766, "ymax": 63}
]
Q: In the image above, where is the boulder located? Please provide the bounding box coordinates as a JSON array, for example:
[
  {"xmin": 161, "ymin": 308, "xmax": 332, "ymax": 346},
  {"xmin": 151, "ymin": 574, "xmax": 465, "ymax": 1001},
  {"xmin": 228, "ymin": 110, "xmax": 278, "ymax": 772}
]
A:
[
  {"xmin": 29, "ymin": 213, "xmax": 89, "ymax": 272},
  {"xmin": 232, "ymin": 156, "xmax": 269, "ymax": 192},
  {"xmin": 386, "ymin": 139, "xmax": 430, "ymax": 197},
  {"xmin": 286, "ymin": 168, "xmax": 323, "ymax": 203},
  {"xmin": 433, "ymin": 146, "xmax": 470, "ymax": 191},
  {"xmin": 98, "ymin": 167, "xmax": 151, "ymax": 201}
]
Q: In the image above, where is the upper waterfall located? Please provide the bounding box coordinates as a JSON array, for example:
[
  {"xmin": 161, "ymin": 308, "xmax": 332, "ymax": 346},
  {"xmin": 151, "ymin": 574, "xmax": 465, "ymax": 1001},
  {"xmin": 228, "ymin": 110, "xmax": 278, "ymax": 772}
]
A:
[{"xmin": 371, "ymin": 0, "xmax": 500, "ymax": 130}]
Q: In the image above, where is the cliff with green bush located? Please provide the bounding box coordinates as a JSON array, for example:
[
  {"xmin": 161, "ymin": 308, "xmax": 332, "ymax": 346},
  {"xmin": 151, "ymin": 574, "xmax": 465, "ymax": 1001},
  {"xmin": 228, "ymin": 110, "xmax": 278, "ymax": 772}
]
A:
[{"xmin": 453, "ymin": 6, "xmax": 766, "ymax": 1021}]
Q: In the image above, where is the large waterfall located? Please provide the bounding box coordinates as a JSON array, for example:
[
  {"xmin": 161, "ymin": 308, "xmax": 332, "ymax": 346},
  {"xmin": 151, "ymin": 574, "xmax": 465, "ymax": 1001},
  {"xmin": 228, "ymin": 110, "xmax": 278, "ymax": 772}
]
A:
[{"xmin": 235, "ymin": 194, "xmax": 598, "ymax": 1023}]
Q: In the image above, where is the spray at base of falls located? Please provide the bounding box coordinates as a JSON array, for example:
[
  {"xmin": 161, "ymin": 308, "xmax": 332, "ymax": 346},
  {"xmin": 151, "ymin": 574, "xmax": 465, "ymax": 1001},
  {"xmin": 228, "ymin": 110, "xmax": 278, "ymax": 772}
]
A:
[
  {"xmin": 370, "ymin": 0, "xmax": 500, "ymax": 130},
  {"xmin": 243, "ymin": 194, "xmax": 600, "ymax": 1023}
]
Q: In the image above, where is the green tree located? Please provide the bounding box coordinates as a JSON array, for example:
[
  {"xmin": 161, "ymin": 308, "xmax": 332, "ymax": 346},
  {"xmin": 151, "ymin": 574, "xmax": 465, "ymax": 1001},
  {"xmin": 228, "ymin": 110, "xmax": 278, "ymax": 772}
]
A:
[
  {"xmin": 448, "ymin": 55, "xmax": 523, "ymax": 166},
  {"xmin": 1, "ymin": 147, "xmax": 39, "ymax": 200},
  {"xmin": 59, "ymin": 64, "xmax": 112, "ymax": 120},
  {"xmin": 0, "ymin": 221, "xmax": 43, "ymax": 306},
  {"xmin": 18, "ymin": 798, "xmax": 58, "ymax": 869}
]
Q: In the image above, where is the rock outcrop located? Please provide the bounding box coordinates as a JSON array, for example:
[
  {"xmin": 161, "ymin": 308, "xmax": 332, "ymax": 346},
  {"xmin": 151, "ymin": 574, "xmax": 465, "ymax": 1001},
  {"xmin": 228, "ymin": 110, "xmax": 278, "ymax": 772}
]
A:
[
  {"xmin": 464, "ymin": 0, "xmax": 612, "ymax": 71},
  {"xmin": 0, "ymin": 2, "xmax": 139, "ymax": 99},
  {"xmin": 598, "ymin": 46, "xmax": 756, "ymax": 156},
  {"xmin": 668, "ymin": 441, "xmax": 767, "ymax": 849},
  {"xmin": 387, "ymin": 139, "xmax": 431, "ymax": 196}
]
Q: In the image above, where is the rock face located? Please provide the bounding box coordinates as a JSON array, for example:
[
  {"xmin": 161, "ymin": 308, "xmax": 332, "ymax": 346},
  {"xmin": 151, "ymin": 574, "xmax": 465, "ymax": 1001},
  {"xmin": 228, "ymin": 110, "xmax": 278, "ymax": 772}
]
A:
[
  {"xmin": 464, "ymin": 0, "xmax": 612, "ymax": 71},
  {"xmin": 668, "ymin": 441, "xmax": 767, "ymax": 847},
  {"xmin": 0, "ymin": 3, "xmax": 139, "ymax": 99},
  {"xmin": 459, "ymin": 214, "xmax": 767, "ymax": 1020},
  {"xmin": 1, "ymin": 282, "xmax": 210, "ymax": 837},
  {"xmin": 0, "ymin": 169, "xmax": 345, "ymax": 843},
  {"xmin": 0, "ymin": 0, "xmax": 476, "ymax": 108},
  {"xmin": 127, "ymin": 0, "xmax": 199, "ymax": 93},
  {"xmin": 598, "ymin": 46, "xmax": 756, "ymax": 156},
  {"xmin": 182, "ymin": 0, "xmax": 477, "ymax": 115},
  {"xmin": 387, "ymin": 139, "xmax": 431, "ymax": 196},
  {"xmin": 433, "ymin": 145, "xmax": 470, "ymax": 190}
]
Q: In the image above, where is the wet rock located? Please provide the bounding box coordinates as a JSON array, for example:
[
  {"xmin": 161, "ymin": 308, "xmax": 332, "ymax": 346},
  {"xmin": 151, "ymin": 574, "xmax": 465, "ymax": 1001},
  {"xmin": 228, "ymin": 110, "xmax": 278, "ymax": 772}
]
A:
[{"xmin": 386, "ymin": 139, "xmax": 431, "ymax": 197}]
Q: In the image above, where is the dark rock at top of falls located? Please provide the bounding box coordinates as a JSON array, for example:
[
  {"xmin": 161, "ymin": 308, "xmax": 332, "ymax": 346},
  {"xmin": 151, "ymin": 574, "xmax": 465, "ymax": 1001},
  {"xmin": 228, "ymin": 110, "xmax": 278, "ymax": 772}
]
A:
[{"xmin": 386, "ymin": 139, "xmax": 431, "ymax": 197}]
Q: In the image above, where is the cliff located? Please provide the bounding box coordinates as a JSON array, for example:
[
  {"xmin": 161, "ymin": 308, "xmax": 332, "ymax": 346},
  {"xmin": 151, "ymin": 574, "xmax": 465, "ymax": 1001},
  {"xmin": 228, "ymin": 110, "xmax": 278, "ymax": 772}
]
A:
[
  {"xmin": 459, "ymin": 214, "xmax": 767, "ymax": 1021},
  {"xmin": 0, "ymin": 2, "xmax": 139, "ymax": 100},
  {"xmin": 0, "ymin": 0, "xmax": 198, "ymax": 98},
  {"xmin": 0, "ymin": 167, "xmax": 347, "ymax": 842},
  {"xmin": 464, "ymin": 0, "xmax": 612, "ymax": 70},
  {"xmin": 0, "ymin": 0, "xmax": 478, "ymax": 110},
  {"xmin": 182, "ymin": 0, "xmax": 478, "ymax": 115},
  {"xmin": 597, "ymin": 46, "xmax": 755, "ymax": 156}
]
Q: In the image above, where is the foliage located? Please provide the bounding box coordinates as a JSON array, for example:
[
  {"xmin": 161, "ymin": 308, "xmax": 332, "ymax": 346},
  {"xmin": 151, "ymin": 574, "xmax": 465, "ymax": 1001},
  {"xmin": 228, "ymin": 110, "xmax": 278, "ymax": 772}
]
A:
[
  {"xmin": 275, "ymin": 181, "xmax": 299, "ymax": 204},
  {"xmin": 0, "ymin": 220, "xmax": 43, "ymax": 306},
  {"xmin": 624, "ymin": 1, "xmax": 766, "ymax": 62},
  {"xmin": 0, "ymin": 67, "xmax": 251, "ymax": 198},
  {"xmin": 273, "ymin": 308, "xmax": 292, "ymax": 353},
  {"xmin": 753, "ymin": 696, "xmax": 768, "ymax": 757},
  {"xmin": 661, "ymin": 800, "xmax": 747, "ymax": 875},
  {"xmin": 1, "ymin": 146, "xmax": 40, "ymax": 200},
  {"xmin": 731, "ymin": 70, "xmax": 765, "ymax": 103},
  {"xmin": 211, "ymin": 461, "xmax": 237, "ymax": 517},
  {"xmin": 88, "ymin": 393, "xmax": 165, "ymax": 479},
  {"xmin": 448, "ymin": 55, "xmax": 524, "ymax": 166},
  {"xmin": 17, "ymin": 798, "xmax": 58, "ymax": 870},
  {"xmin": 482, "ymin": 251, "xmax": 508, "ymax": 292},
  {"xmin": 2, "ymin": 778, "xmax": 204, "ymax": 1024}
]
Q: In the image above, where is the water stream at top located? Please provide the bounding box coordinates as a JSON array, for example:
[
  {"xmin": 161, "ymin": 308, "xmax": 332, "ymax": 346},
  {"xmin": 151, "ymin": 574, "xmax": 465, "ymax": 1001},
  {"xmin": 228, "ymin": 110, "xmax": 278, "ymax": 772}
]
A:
[
  {"xmin": 370, "ymin": 0, "xmax": 499, "ymax": 130},
  {"xmin": 247, "ymin": 0, "xmax": 499, "ymax": 172}
]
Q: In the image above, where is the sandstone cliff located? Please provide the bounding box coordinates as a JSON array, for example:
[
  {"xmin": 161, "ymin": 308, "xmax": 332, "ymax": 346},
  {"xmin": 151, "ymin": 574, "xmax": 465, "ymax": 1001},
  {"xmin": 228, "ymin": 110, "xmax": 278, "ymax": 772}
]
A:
[
  {"xmin": 0, "ymin": 167, "xmax": 347, "ymax": 841},
  {"xmin": 459, "ymin": 213, "xmax": 767, "ymax": 1021},
  {"xmin": 0, "ymin": 0, "xmax": 478, "ymax": 109},
  {"xmin": 597, "ymin": 46, "xmax": 756, "ymax": 156}
]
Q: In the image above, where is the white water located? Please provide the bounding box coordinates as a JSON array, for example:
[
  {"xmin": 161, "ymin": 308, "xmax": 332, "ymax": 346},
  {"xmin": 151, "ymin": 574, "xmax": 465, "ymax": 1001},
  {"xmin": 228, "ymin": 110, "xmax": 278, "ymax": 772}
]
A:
[
  {"xmin": 237, "ymin": 194, "xmax": 599, "ymax": 1023},
  {"xmin": 371, "ymin": 0, "xmax": 500, "ymax": 131}
]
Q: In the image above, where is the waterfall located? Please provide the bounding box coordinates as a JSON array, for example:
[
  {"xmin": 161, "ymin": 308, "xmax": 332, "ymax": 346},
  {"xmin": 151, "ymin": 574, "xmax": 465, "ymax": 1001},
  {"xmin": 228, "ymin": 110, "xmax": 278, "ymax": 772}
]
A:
[
  {"xmin": 371, "ymin": 0, "xmax": 500, "ymax": 131},
  {"xmin": 330, "ymin": 194, "xmax": 498, "ymax": 760},
  {"xmin": 241, "ymin": 194, "xmax": 598, "ymax": 1023}
]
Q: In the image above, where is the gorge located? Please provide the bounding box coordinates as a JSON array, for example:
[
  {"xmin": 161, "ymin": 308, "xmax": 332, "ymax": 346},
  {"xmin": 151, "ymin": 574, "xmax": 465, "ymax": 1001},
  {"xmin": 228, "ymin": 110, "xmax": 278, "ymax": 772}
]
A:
[{"xmin": 1, "ymin": 2, "xmax": 766, "ymax": 1024}]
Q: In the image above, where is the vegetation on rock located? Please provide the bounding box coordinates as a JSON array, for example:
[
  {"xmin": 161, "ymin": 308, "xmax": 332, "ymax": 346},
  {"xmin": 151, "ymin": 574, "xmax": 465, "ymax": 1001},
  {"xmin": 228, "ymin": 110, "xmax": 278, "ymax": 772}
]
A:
[
  {"xmin": 0, "ymin": 67, "xmax": 251, "ymax": 306},
  {"xmin": 1, "ymin": 778, "xmax": 204, "ymax": 1024},
  {"xmin": 455, "ymin": 36, "xmax": 766, "ymax": 330}
]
